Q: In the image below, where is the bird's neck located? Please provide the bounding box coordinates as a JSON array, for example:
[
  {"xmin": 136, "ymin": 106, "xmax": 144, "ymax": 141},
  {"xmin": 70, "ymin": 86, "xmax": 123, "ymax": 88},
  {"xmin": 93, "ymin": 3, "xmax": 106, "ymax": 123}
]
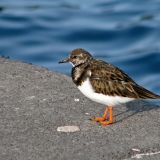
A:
[{"xmin": 71, "ymin": 62, "xmax": 89, "ymax": 86}]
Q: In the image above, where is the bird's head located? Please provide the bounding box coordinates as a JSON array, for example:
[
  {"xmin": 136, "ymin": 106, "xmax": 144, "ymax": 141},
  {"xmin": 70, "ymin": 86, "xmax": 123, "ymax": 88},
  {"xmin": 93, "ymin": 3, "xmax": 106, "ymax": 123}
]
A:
[{"xmin": 59, "ymin": 48, "xmax": 93, "ymax": 67}]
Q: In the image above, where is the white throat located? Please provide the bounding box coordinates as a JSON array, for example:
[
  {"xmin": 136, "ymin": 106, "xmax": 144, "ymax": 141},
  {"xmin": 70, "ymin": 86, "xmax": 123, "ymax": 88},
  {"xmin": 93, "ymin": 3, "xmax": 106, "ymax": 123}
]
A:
[{"xmin": 69, "ymin": 62, "xmax": 75, "ymax": 67}]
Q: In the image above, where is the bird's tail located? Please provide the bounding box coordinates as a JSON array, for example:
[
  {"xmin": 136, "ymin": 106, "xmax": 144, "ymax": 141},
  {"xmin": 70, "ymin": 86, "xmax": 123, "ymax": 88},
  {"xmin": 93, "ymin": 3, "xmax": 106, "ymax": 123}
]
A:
[{"xmin": 134, "ymin": 85, "xmax": 160, "ymax": 99}]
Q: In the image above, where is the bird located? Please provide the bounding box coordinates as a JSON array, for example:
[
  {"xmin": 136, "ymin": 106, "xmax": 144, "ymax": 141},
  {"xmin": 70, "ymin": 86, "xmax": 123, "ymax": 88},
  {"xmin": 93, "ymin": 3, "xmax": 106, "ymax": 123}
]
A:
[{"xmin": 59, "ymin": 48, "xmax": 160, "ymax": 126}]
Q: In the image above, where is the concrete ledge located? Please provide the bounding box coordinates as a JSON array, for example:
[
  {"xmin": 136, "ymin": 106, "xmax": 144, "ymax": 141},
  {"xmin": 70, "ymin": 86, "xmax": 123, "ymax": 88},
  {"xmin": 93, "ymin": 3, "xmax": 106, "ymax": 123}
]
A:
[{"xmin": 0, "ymin": 58, "xmax": 160, "ymax": 160}]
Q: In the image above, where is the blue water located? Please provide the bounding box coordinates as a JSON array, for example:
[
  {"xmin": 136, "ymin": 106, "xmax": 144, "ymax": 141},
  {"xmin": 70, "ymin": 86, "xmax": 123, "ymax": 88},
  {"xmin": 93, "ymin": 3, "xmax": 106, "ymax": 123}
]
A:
[{"xmin": 0, "ymin": 0, "xmax": 160, "ymax": 93}]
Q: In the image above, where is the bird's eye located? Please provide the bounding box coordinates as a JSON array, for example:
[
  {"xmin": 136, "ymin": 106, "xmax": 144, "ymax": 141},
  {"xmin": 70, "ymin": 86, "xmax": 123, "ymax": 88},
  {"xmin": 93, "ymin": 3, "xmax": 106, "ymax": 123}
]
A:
[{"xmin": 73, "ymin": 55, "xmax": 78, "ymax": 58}]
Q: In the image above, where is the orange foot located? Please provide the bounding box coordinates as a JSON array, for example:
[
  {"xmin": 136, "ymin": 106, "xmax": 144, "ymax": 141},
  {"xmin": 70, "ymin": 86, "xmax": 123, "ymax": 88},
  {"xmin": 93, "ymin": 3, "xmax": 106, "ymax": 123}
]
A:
[
  {"xmin": 91, "ymin": 106, "xmax": 108, "ymax": 122},
  {"xmin": 91, "ymin": 106, "xmax": 114, "ymax": 126},
  {"xmin": 91, "ymin": 116, "xmax": 106, "ymax": 122}
]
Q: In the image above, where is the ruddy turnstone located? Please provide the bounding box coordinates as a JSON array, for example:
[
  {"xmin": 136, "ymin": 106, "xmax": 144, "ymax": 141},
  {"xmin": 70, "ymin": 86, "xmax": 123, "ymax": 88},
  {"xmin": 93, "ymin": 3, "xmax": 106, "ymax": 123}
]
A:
[{"xmin": 59, "ymin": 48, "xmax": 160, "ymax": 125}]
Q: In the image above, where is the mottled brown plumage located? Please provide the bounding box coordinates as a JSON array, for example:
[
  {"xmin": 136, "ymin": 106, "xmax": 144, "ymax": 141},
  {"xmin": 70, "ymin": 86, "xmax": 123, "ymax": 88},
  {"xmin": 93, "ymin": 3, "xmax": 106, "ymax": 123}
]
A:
[{"xmin": 60, "ymin": 48, "xmax": 160, "ymax": 99}]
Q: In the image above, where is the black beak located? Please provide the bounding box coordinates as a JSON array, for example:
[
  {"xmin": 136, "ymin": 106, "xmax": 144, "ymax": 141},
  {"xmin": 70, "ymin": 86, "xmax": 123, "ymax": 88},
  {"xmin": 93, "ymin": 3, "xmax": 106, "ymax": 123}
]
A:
[{"xmin": 59, "ymin": 57, "xmax": 70, "ymax": 64}]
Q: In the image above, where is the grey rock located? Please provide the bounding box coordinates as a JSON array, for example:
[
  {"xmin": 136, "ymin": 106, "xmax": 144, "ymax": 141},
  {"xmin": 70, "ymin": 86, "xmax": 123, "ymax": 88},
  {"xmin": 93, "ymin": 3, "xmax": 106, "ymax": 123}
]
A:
[{"xmin": 0, "ymin": 58, "xmax": 160, "ymax": 160}]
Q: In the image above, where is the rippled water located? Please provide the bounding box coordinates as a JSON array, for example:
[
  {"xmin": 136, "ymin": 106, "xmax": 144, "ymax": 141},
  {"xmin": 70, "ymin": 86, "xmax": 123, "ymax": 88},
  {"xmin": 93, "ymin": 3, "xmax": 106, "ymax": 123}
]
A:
[{"xmin": 0, "ymin": 0, "xmax": 160, "ymax": 93}]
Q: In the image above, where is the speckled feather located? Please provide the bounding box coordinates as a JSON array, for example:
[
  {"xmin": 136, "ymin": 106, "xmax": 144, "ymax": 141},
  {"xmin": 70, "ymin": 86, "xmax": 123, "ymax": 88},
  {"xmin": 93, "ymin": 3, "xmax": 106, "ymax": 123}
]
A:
[{"xmin": 70, "ymin": 49, "xmax": 160, "ymax": 99}]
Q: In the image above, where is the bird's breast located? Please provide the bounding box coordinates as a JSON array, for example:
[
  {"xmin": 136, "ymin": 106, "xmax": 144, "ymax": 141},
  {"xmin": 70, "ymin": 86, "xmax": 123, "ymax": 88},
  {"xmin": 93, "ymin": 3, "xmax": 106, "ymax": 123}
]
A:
[{"xmin": 78, "ymin": 78, "xmax": 95, "ymax": 98}]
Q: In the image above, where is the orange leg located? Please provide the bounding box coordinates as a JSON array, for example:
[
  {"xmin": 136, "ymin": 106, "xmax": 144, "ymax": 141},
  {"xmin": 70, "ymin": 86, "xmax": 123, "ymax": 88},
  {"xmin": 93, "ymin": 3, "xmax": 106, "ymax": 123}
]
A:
[
  {"xmin": 91, "ymin": 106, "xmax": 109, "ymax": 122},
  {"xmin": 99, "ymin": 106, "xmax": 114, "ymax": 126}
]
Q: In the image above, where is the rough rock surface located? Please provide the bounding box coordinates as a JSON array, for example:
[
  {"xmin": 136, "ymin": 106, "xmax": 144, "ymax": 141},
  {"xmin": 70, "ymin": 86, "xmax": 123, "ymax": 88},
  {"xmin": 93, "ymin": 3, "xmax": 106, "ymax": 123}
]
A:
[{"xmin": 0, "ymin": 58, "xmax": 160, "ymax": 160}]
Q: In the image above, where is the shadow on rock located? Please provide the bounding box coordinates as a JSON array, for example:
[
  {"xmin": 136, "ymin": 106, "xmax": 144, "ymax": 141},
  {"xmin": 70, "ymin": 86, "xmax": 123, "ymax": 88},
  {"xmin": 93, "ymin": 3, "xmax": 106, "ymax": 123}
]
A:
[{"xmin": 115, "ymin": 100, "xmax": 160, "ymax": 123}]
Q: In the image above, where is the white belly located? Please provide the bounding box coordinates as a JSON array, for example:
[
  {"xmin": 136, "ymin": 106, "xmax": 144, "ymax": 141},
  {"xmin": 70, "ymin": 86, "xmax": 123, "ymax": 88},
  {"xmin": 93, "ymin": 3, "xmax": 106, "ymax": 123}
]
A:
[{"xmin": 78, "ymin": 78, "xmax": 134, "ymax": 106}]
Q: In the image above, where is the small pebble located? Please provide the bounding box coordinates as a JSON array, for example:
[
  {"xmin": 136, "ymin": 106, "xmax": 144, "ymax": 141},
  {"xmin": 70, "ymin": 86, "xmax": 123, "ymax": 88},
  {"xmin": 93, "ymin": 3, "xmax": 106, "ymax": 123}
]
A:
[
  {"xmin": 57, "ymin": 126, "xmax": 80, "ymax": 133},
  {"xmin": 132, "ymin": 148, "xmax": 141, "ymax": 152},
  {"xmin": 74, "ymin": 98, "xmax": 79, "ymax": 102}
]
